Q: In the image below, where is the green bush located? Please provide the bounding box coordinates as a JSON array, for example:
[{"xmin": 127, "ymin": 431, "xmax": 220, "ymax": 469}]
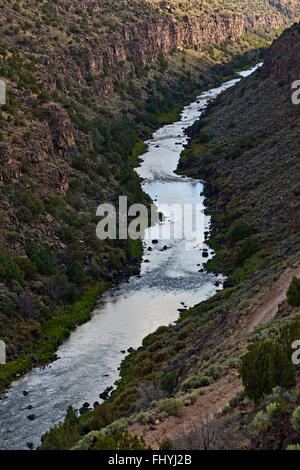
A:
[
  {"xmin": 160, "ymin": 371, "xmax": 177, "ymax": 395},
  {"xmin": 15, "ymin": 257, "xmax": 38, "ymax": 281},
  {"xmin": 287, "ymin": 277, "xmax": 300, "ymax": 307},
  {"xmin": 157, "ymin": 398, "xmax": 183, "ymax": 417},
  {"xmin": 291, "ymin": 407, "xmax": 300, "ymax": 431},
  {"xmin": 286, "ymin": 444, "xmax": 300, "ymax": 450},
  {"xmin": 83, "ymin": 402, "xmax": 113, "ymax": 433},
  {"xmin": 16, "ymin": 191, "xmax": 44, "ymax": 222},
  {"xmin": 0, "ymin": 251, "xmax": 24, "ymax": 286},
  {"xmin": 266, "ymin": 397, "xmax": 288, "ymax": 420},
  {"xmin": 107, "ymin": 252, "xmax": 123, "ymax": 270},
  {"xmin": 240, "ymin": 341, "xmax": 295, "ymax": 402},
  {"xmin": 180, "ymin": 375, "xmax": 213, "ymax": 391},
  {"xmin": 236, "ymin": 238, "xmax": 257, "ymax": 266},
  {"xmin": 159, "ymin": 439, "xmax": 173, "ymax": 450},
  {"xmin": 67, "ymin": 262, "xmax": 87, "ymax": 285},
  {"xmin": 24, "ymin": 239, "xmax": 55, "ymax": 275},
  {"xmin": 279, "ymin": 320, "xmax": 300, "ymax": 359},
  {"xmin": 93, "ymin": 431, "xmax": 146, "ymax": 450},
  {"xmin": 136, "ymin": 411, "xmax": 155, "ymax": 425},
  {"xmin": 40, "ymin": 406, "xmax": 81, "ymax": 450},
  {"xmin": 43, "ymin": 275, "xmax": 79, "ymax": 303},
  {"xmin": 252, "ymin": 410, "xmax": 269, "ymax": 430},
  {"xmin": 32, "ymin": 248, "xmax": 55, "ymax": 275},
  {"xmin": 228, "ymin": 221, "xmax": 253, "ymax": 246}
]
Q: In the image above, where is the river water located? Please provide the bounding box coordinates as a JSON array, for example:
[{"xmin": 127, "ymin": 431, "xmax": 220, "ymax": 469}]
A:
[{"xmin": 0, "ymin": 64, "xmax": 261, "ymax": 450}]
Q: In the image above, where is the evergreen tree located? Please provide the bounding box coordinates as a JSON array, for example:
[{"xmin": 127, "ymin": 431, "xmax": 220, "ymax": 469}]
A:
[{"xmin": 287, "ymin": 277, "xmax": 300, "ymax": 307}]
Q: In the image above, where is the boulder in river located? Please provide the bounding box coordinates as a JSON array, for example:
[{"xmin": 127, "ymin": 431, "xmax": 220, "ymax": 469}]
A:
[
  {"xmin": 152, "ymin": 239, "xmax": 158, "ymax": 244},
  {"xmin": 99, "ymin": 385, "xmax": 113, "ymax": 401},
  {"xmin": 23, "ymin": 390, "xmax": 29, "ymax": 396},
  {"xmin": 26, "ymin": 442, "xmax": 34, "ymax": 450},
  {"xmin": 27, "ymin": 414, "xmax": 36, "ymax": 421}
]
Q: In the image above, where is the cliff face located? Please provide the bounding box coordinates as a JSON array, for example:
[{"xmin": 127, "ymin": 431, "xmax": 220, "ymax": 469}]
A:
[
  {"xmin": 32, "ymin": 2, "xmax": 299, "ymax": 96},
  {"xmin": 90, "ymin": 13, "xmax": 280, "ymax": 93},
  {"xmin": 262, "ymin": 22, "xmax": 300, "ymax": 81}
]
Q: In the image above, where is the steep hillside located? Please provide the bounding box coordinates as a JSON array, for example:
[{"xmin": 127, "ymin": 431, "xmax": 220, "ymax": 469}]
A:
[
  {"xmin": 39, "ymin": 20, "xmax": 300, "ymax": 450},
  {"xmin": 0, "ymin": 0, "xmax": 298, "ymax": 387}
]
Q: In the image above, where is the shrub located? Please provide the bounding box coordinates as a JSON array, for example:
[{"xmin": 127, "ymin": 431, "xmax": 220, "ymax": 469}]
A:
[
  {"xmin": 264, "ymin": 386, "xmax": 294, "ymax": 406},
  {"xmin": 252, "ymin": 410, "xmax": 269, "ymax": 430},
  {"xmin": 229, "ymin": 391, "xmax": 244, "ymax": 408},
  {"xmin": 159, "ymin": 439, "xmax": 173, "ymax": 450},
  {"xmin": 16, "ymin": 191, "xmax": 44, "ymax": 222},
  {"xmin": 180, "ymin": 375, "xmax": 214, "ymax": 391},
  {"xmin": 198, "ymin": 376, "xmax": 214, "ymax": 387},
  {"xmin": 160, "ymin": 371, "xmax": 177, "ymax": 395},
  {"xmin": 60, "ymin": 225, "xmax": 75, "ymax": 243},
  {"xmin": 93, "ymin": 431, "xmax": 146, "ymax": 450},
  {"xmin": 136, "ymin": 411, "xmax": 155, "ymax": 425},
  {"xmin": 15, "ymin": 292, "xmax": 38, "ymax": 318},
  {"xmin": 15, "ymin": 257, "xmax": 37, "ymax": 281},
  {"xmin": 286, "ymin": 444, "xmax": 300, "ymax": 450},
  {"xmin": 0, "ymin": 251, "xmax": 24, "ymax": 286},
  {"xmin": 83, "ymin": 402, "xmax": 113, "ymax": 433},
  {"xmin": 227, "ymin": 221, "xmax": 253, "ymax": 246},
  {"xmin": 279, "ymin": 320, "xmax": 300, "ymax": 359},
  {"xmin": 236, "ymin": 238, "xmax": 257, "ymax": 266},
  {"xmin": 287, "ymin": 277, "xmax": 300, "ymax": 307},
  {"xmin": 198, "ymin": 132, "xmax": 213, "ymax": 144},
  {"xmin": 32, "ymin": 248, "xmax": 55, "ymax": 275},
  {"xmin": 107, "ymin": 252, "xmax": 123, "ymax": 270},
  {"xmin": 157, "ymin": 398, "xmax": 183, "ymax": 417},
  {"xmin": 266, "ymin": 397, "xmax": 288, "ymax": 420},
  {"xmin": 222, "ymin": 405, "xmax": 231, "ymax": 414},
  {"xmin": 43, "ymin": 275, "xmax": 79, "ymax": 302},
  {"xmin": 291, "ymin": 407, "xmax": 300, "ymax": 431},
  {"xmin": 90, "ymin": 266, "xmax": 101, "ymax": 281},
  {"xmin": 189, "ymin": 391, "xmax": 200, "ymax": 404},
  {"xmin": 240, "ymin": 341, "xmax": 296, "ymax": 402},
  {"xmin": 46, "ymin": 195, "xmax": 66, "ymax": 218},
  {"xmin": 67, "ymin": 262, "xmax": 86, "ymax": 285}
]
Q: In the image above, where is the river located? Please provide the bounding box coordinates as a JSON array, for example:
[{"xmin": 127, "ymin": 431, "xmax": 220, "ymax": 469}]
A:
[{"xmin": 0, "ymin": 63, "xmax": 262, "ymax": 450}]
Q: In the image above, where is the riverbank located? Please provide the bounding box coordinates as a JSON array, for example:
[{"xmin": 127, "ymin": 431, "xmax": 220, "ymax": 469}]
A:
[{"xmin": 0, "ymin": 282, "xmax": 109, "ymax": 393}]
